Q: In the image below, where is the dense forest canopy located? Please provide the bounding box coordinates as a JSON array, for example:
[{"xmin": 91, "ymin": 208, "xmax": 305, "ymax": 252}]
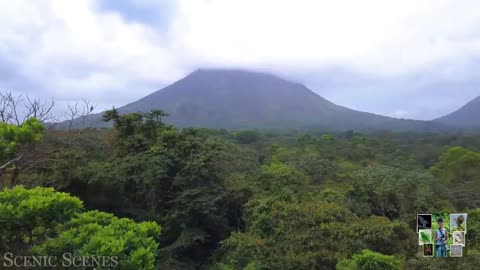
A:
[{"xmin": 1, "ymin": 107, "xmax": 480, "ymax": 269}]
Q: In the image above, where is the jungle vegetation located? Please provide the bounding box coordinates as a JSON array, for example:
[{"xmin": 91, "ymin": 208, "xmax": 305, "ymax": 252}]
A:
[{"xmin": 1, "ymin": 106, "xmax": 480, "ymax": 269}]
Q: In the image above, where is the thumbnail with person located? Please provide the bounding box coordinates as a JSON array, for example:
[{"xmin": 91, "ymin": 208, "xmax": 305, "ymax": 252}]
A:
[{"xmin": 417, "ymin": 213, "xmax": 468, "ymax": 258}]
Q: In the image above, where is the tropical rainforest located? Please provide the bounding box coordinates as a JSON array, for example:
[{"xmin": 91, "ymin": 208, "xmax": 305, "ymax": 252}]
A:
[{"xmin": 1, "ymin": 107, "xmax": 480, "ymax": 270}]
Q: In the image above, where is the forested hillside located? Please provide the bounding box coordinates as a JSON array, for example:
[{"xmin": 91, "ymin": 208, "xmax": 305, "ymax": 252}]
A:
[{"xmin": 2, "ymin": 109, "xmax": 480, "ymax": 269}]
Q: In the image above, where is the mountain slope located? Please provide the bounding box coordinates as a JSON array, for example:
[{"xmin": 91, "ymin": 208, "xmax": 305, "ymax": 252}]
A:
[
  {"xmin": 63, "ymin": 69, "xmax": 445, "ymax": 131},
  {"xmin": 121, "ymin": 69, "xmax": 355, "ymax": 129},
  {"xmin": 434, "ymin": 96, "xmax": 480, "ymax": 128}
]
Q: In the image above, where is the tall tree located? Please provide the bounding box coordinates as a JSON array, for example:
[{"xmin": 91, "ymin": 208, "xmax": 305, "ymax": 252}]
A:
[{"xmin": 0, "ymin": 118, "xmax": 45, "ymax": 187}]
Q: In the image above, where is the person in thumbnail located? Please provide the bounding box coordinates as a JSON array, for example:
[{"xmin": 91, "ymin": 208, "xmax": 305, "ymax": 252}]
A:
[{"xmin": 434, "ymin": 218, "xmax": 449, "ymax": 257}]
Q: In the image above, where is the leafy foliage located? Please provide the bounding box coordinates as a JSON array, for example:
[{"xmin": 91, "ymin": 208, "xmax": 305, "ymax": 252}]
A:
[
  {"xmin": 0, "ymin": 186, "xmax": 161, "ymax": 269},
  {"xmin": 218, "ymin": 194, "xmax": 414, "ymax": 270},
  {"xmin": 0, "ymin": 186, "xmax": 82, "ymax": 253},
  {"xmin": 0, "ymin": 117, "xmax": 44, "ymax": 161},
  {"xmin": 337, "ymin": 250, "xmax": 402, "ymax": 270},
  {"xmin": 33, "ymin": 211, "xmax": 160, "ymax": 270},
  {"xmin": 9, "ymin": 111, "xmax": 480, "ymax": 269},
  {"xmin": 430, "ymin": 147, "xmax": 480, "ymax": 209},
  {"xmin": 431, "ymin": 147, "xmax": 480, "ymax": 185},
  {"xmin": 347, "ymin": 166, "xmax": 436, "ymax": 220}
]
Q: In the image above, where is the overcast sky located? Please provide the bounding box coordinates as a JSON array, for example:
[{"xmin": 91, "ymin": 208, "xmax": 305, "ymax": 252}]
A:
[{"xmin": 1, "ymin": 0, "xmax": 480, "ymax": 120}]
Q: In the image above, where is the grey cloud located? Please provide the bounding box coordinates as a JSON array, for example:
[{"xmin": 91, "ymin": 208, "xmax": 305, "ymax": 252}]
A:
[
  {"xmin": 285, "ymin": 64, "xmax": 480, "ymax": 120},
  {"xmin": 1, "ymin": 0, "xmax": 480, "ymax": 122}
]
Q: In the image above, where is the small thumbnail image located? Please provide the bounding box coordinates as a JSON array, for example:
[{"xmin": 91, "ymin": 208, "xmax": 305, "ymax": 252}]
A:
[
  {"xmin": 450, "ymin": 244, "xmax": 463, "ymax": 257},
  {"xmin": 452, "ymin": 231, "xmax": 465, "ymax": 246},
  {"xmin": 432, "ymin": 213, "xmax": 451, "ymax": 257},
  {"xmin": 417, "ymin": 214, "xmax": 432, "ymax": 232},
  {"xmin": 419, "ymin": 229, "xmax": 432, "ymax": 245},
  {"xmin": 450, "ymin": 213, "xmax": 467, "ymax": 233},
  {"xmin": 423, "ymin": 244, "xmax": 433, "ymax": 257}
]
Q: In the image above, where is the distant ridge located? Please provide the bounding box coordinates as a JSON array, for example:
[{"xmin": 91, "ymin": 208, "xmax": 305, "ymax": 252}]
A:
[
  {"xmin": 61, "ymin": 69, "xmax": 447, "ymax": 132},
  {"xmin": 434, "ymin": 96, "xmax": 480, "ymax": 128}
]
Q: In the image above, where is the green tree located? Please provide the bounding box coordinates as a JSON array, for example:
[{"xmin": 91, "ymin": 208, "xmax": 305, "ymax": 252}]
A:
[
  {"xmin": 0, "ymin": 186, "xmax": 161, "ymax": 269},
  {"xmin": 351, "ymin": 135, "xmax": 367, "ymax": 145},
  {"xmin": 221, "ymin": 198, "xmax": 354, "ymax": 270},
  {"xmin": 347, "ymin": 166, "xmax": 436, "ymax": 221},
  {"xmin": 0, "ymin": 117, "xmax": 44, "ymax": 160},
  {"xmin": 430, "ymin": 147, "xmax": 480, "ymax": 209},
  {"xmin": 254, "ymin": 163, "xmax": 310, "ymax": 194},
  {"xmin": 292, "ymin": 157, "xmax": 336, "ymax": 183},
  {"xmin": 430, "ymin": 147, "xmax": 480, "ymax": 185},
  {"xmin": 234, "ymin": 130, "xmax": 261, "ymax": 144},
  {"xmin": 320, "ymin": 133, "xmax": 335, "ymax": 143},
  {"xmin": 81, "ymin": 124, "xmax": 237, "ymax": 269},
  {"xmin": 33, "ymin": 211, "xmax": 160, "ymax": 270},
  {"xmin": 0, "ymin": 186, "xmax": 83, "ymax": 253},
  {"xmin": 102, "ymin": 108, "xmax": 168, "ymax": 156},
  {"xmin": 0, "ymin": 118, "xmax": 45, "ymax": 187},
  {"xmin": 219, "ymin": 195, "xmax": 413, "ymax": 270},
  {"xmin": 337, "ymin": 250, "xmax": 402, "ymax": 270}
]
